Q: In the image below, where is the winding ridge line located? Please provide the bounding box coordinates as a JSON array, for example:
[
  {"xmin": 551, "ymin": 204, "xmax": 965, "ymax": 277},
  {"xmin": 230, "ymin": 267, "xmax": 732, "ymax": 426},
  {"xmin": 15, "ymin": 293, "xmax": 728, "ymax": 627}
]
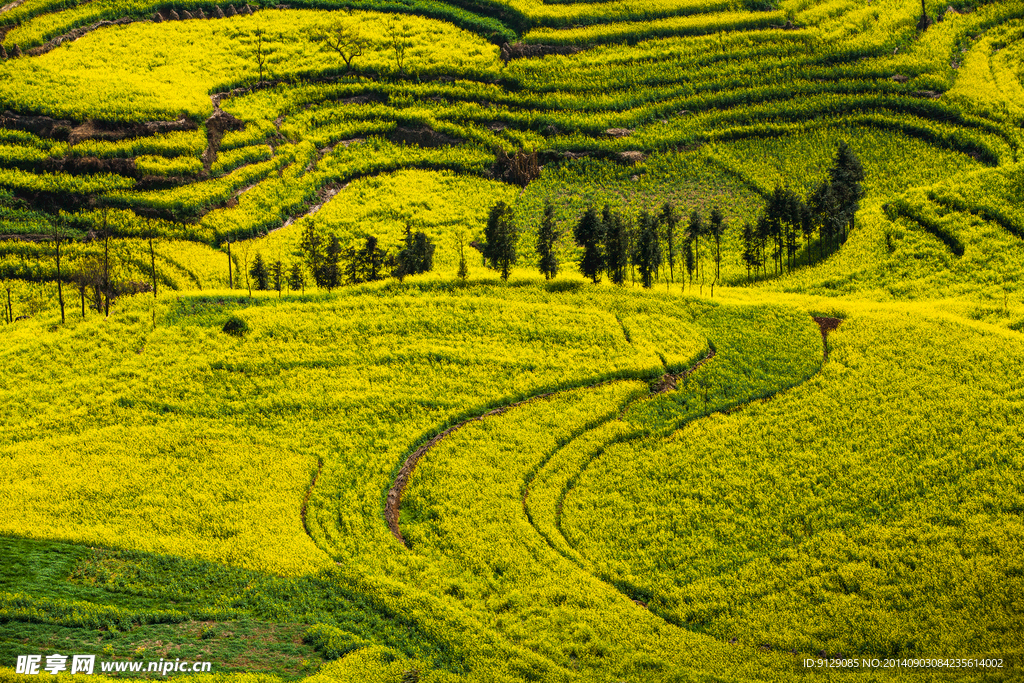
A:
[
  {"xmin": 300, "ymin": 456, "xmax": 324, "ymax": 539},
  {"xmin": 545, "ymin": 315, "xmax": 842, "ymax": 611},
  {"xmin": 385, "ymin": 390, "xmax": 560, "ymax": 546},
  {"xmin": 384, "ymin": 344, "xmax": 716, "ymax": 547}
]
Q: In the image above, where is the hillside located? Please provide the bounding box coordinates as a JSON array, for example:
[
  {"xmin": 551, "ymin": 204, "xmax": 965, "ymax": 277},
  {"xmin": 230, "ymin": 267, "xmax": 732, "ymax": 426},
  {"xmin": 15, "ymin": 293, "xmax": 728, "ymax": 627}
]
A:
[{"xmin": 0, "ymin": 0, "xmax": 1023, "ymax": 681}]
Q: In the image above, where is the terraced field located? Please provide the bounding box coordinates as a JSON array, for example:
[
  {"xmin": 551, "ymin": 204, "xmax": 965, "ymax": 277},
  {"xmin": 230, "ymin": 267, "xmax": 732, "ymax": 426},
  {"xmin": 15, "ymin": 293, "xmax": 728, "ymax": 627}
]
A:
[{"xmin": 1, "ymin": 0, "xmax": 1023, "ymax": 680}]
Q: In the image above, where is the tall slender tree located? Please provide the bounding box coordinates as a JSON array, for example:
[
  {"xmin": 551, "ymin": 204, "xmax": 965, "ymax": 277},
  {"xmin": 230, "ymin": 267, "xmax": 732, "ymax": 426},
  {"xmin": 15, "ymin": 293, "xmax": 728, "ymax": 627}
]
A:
[
  {"xmin": 226, "ymin": 239, "xmax": 234, "ymax": 289},
  {"xmin": 299, "ymin": 222, "xmax": 324, "ymax": 287},
  {"xmin": 323, "ymin": 233, "xmax": 342, "ymax": 290},
  {"xmin": 687, "ymin": 209, "xmax": 704, "ymax": 293},
  {"xmin": 412, "ymin": 231, "xmax": 435, "ymax": 274},
  {"xmin": 604, "ymin": 208, "xmax": 629, "ymax": 285},
  {"xmin": 360, "ymin": 235, "xmax": 387, "ymax": 282},
  {"xmin": 829, "ymin": 141, "xmax": 866, "ymax": 241},
  {"xmin": 272, "ymin": 259, "xmax": 283, "ymax": 295},
  {"xmin": 483, "ymin": 202, "xmax": 517, "ymax": 281},
  {"xmin": 574, "ymin": 206, "xmax": 605, "ymax": 284},
  {"xmin": 146, "ymin": 220, "xmax": 158, "ymax": 298},
  {"xmin": 799, "ymin": 201, "xmax": 815, "ymax": 265},
  {"xmin": 102, "ymin": 208, "xmax": 110, "ymax": 317},
  {"xmin": 755, "ymin": 214, "xmax": 771, "ymax": 279},
  {"xmin": 659, "ymin": 202, "xmax": 679, "ymax": 286},
  {"xmin": 52, "ymin": 220, "xmax": 65, "ymax": 324},
  {"xmin": 241, "ymin": 242, "xmax": 253, "ymax": 297},
  {"xmin": 633, "ymin": 210, "xmax": 662, "ymax": 289},
  {"xmin": 250, "ymin": 252, "xmax": 269, "ymax": 290},
  {"xmin": 287, "ymin": 261, "xmax": 305, "ymax": 293},
  {"xmin": 708, "ymin": 206, "xmax": 725, "ymax": 289},
  {"xmin": 684, "ymin": 236, "xmax": 695, "ymax": 289},
  {"xmin": 536, "ymin": 201, "xmax": 559, "ymax": 280},
  {"xmin": 456, "ymin": 229, "xmax": 469, "ymax": 283},
  {"xmin": 741, "ymin": 221, "xmax": 756, "ymax": 283},
  {"xmin": 811, "ymin": 180, "xmax": 842, "ymax": 258}
]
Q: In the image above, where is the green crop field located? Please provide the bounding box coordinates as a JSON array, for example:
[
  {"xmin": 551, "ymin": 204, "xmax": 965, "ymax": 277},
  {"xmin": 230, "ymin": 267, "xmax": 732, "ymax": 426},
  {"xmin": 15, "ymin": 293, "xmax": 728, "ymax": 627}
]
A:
[{"xmin": 0, "ymin": 0, "xmax": 1022, "ymax": 680}]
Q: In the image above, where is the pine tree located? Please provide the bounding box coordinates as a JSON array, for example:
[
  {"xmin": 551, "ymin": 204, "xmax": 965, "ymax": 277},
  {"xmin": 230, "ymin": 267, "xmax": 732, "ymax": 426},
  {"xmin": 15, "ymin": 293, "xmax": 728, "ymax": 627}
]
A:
[
  {"xmin": 799, "ymin": 202, "xmax": 815, "ymax": 266},
  {"xmin": 811, "ymin": 180, "xmax": 842, "ymax": 258},
  {"xmin": 249, "ymin": 252, "xmax": 269, "ymax": 290},
  {"xmin": 741, "ymin": 221, "xmax": 756, "ymax": 282},
  {"xmin": 764, "ymin": 187, "xmax": 784, "ymax": 275},
  {"xmin": 412, "ymin": 231, "xmax": 435, "ymax": 274},
  {"xmin": 684, "ymin": 237, "xmax": 695, "ymax": 289},
  {"xmin": 360, "ymin": 235, "xmax": 387, "ymax": 282},
  {"xmin": 829, "ymin": 141, "xmax": 866, "ymax": 241},
  {"xmin": 457, "ymin": 239, "xmax": 469, "ymax": 283},
  {"xmin": 633, "ymin": 210, "xmax": 662, "ymax": 289},
  {"xmin": 536, "ymin": 201, "xmax": 559, "ymax": 280},
  {"xmin": 323, "ymin": 233, "xmax": 342, "ymax": 290},
  {"xmin": 660, "ymin": 202, "xmax": 679, "ymax": 285},
  {"xmin": 783, "ymin": 191, "xmax": 802, "ymax": 272},
  {"xmin": 604, "ymin": 208, "xmax": 628, "ymax": 285},
  {"xmin": 343, "ymin": 245, "xmax": 361, "ymax": 285},
  {"xmin": 574, "ymin": 206, "xmax": 605, "ymax": 284},
  {"xmin": 755, "ymin": 214, "xmax": 771, "ymax": 279},
  {"xmin": 299, "ymin": 223, "xmax": 324, "ymax": 287},
  {"xmin": 272, "ymin": 259, "xmax": 283, "ymax": 295},
  {"xmin": 395, "ymin": 225, "xmax": 415, "ymax": 282},
  {"xmin": 287, "ymin": 262, "xmax": 305, "ymax": 293},
  {"xmin": 708, "ymin": 206, "xmax": 725, "ymax": 288},
  {"xmin": 687, "ymin": 210, "xmax": 704, "ymax": 292},
  {"xmin": 482, "ymin": 202, "xmax": 517, "ymax": 281}
]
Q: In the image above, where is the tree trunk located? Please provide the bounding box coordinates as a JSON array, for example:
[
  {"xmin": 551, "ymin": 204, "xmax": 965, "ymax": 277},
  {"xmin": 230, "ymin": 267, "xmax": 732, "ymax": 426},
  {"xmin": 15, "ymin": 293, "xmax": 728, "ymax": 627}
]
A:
[
  {"xmin": 715, "ymin": 238, "xmax": 721, "ymax": 285},
  {"xmin": 55, "ymin": 235, "xmax": 65, "ymax": 324},
  {"xmin": 102, "ymin": 211, "xmax": 110, "ymax": 318},
  {"xmin": 149, "ymin": 238, "xmax": 157, "ymax": 297},
  {"xmin": 227, "ymin": 242, "xmax": 234, "ymax": 289}
]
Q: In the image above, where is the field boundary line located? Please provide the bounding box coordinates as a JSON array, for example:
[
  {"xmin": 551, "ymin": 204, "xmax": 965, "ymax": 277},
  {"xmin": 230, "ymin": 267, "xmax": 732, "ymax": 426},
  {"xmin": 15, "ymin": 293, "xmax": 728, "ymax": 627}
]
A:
[
  {"xmin": 382, "ymin": 347, "xmax": 715, "ymax": 547},
  {"xmin": 541, "ymin": 317, "xmax": 839, "ymax": 614}
]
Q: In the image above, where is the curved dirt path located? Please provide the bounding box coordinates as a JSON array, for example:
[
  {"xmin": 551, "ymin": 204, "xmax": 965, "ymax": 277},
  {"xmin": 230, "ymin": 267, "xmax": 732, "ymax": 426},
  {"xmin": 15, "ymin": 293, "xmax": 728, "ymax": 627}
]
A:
[
  {"xmin": 0, "ymin": 0, "xmax": 27, "ymax": 16},
  {"xmin": 384, "ymin": 389, "xmax": 560, "ymax": 546},
  {"xmin": 384, "ymin": 345, "xmax": 717, "ymax": 547},
  {"xmin": 384, "ymin": 314, "xmax": 842, "ymax": 550}
]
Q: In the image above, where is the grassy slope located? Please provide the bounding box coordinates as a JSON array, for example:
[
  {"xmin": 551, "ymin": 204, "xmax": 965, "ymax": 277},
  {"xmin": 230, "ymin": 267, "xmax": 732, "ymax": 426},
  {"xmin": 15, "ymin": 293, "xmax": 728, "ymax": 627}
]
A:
[{"xmin": 0, "ymin": 0, "xmax": 1022, "ymax": 681}]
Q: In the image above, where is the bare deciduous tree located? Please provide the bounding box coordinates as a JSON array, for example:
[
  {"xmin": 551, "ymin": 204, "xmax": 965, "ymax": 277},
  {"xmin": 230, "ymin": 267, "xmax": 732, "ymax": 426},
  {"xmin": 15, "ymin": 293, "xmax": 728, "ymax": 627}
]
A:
[
  {"xmin": 309, "ymin": 20, "xmax": 369, "ymax": 71},
  {"xmin": 386, "ymin": 17, "xmax": 412, "ymax": 75}
]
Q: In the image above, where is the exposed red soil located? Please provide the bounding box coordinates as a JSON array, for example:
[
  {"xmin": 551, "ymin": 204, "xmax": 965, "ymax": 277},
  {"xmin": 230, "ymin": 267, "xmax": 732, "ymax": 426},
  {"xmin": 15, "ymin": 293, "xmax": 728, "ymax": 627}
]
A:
[
  {"xmin": 651, "ymin": 345, "xmax": 716, "ymax": 394},
  {"xmin": 274, "ymin": 183, "xmax": 342, "ymax": 233},
  {"xmin": 499, "ymin": 42, "xmax": 582, "ymax": 63}
]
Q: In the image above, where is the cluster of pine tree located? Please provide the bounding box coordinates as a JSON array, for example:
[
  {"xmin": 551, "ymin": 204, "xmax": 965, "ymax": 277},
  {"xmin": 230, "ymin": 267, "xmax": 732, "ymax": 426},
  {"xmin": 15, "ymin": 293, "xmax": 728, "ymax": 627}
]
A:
[
  {"xmin": 739, "ymin": 141, "xmax": 865, "ymax": 281},
  {"xmin": 478, "ymin": 142, "xmax": 865, "ymax": 291},
  {"xmin": 570, "ymin": 200, "xmax": 728, "ymax": 292},
  {"xmin": 284, "ymin": 223, "xmax": 434, "ymax": 292}
]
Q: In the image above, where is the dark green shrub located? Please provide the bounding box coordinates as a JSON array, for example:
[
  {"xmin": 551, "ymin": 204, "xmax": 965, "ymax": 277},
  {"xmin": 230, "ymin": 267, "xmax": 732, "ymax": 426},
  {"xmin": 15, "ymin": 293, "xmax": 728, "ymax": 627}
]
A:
[{"xmin": 222, "ymin": 315, "xmax": 248, "ymax": 337}]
